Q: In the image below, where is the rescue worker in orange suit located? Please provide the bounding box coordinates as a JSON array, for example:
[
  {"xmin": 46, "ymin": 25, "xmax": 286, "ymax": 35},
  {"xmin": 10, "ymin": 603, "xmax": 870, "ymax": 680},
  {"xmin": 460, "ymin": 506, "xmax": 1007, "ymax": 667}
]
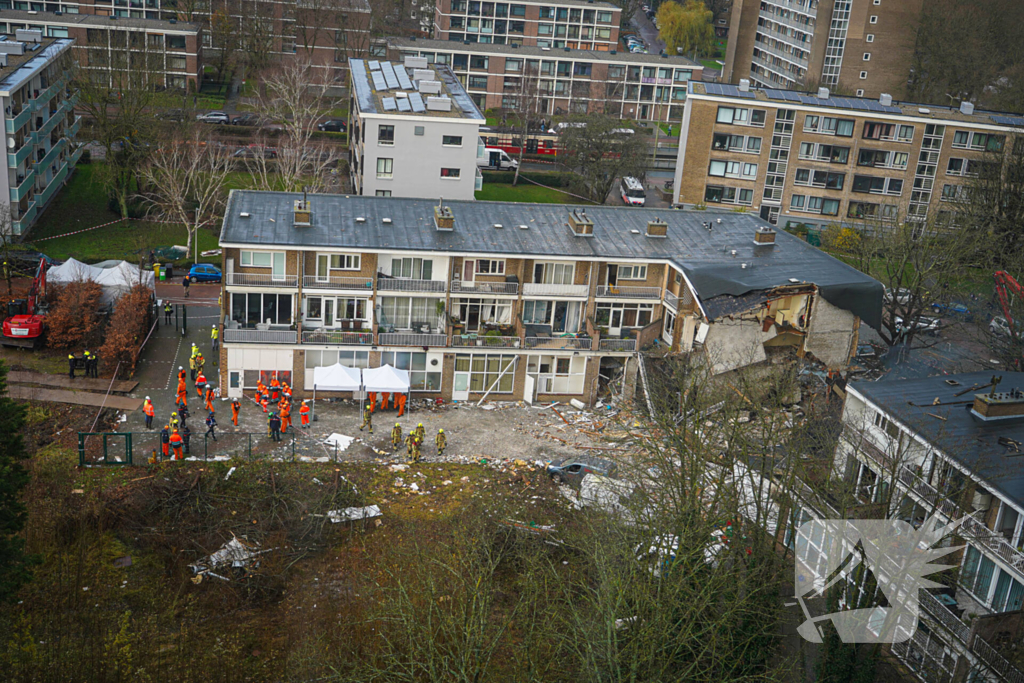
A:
[
  {"xmin": 367, "ymin": 391, "xmax": 376, "ymax": 414},
  {"xmin": 299, "ymin": 400, "xmax": 311, "ymax": 428},
  {"xmin": 260, "ymin": 394, "xmax": 269, "ymax": 413},
  {"xmin": 143, "ymin": 397, "xmax": 155, "ymax": 429},
  {"xmin": 195, "ymin": 372, "xmax": 207, "ymax": 398},
  {"xmin": 178, "ymin": 366, "xmax": 187, "ymax": 383},
  {"xmin": 231, "ymin": 398, "xmax": 241, "ymax": 427},
  {"xmin": 270, "ymin": 376, "xmax": 281, "ymax": 402},
  {"xmin": 256, "ymin": 381, "xmax": 267, "ymax": 403},
  {"xmin": 280, "ymin": 401, "xmax": 292, "ymax": 433},
  {"xmin": 169, "ymin": 429, "xmax": 184, "ymax": 460},
  {"xmin": 397, "ymin": 392, "xmax": 407, "ymax": 417},
  {"xmin": 381, "ymin": 392, "xmax": 390, "ymax": 412},
  {"xmin": 205, "ymin": 385, "xmax": 215, "ymax": 413},
  {"xmin": 176, "ymin": 377, "xmax": 188, "ymax": 406},
  {"xmin": 160, "ymin": 425, "xmax": 170, "ymax": 458},
  {"xmin": 282, "ymin": 382, "xmax": 292, "ymax": 402}
]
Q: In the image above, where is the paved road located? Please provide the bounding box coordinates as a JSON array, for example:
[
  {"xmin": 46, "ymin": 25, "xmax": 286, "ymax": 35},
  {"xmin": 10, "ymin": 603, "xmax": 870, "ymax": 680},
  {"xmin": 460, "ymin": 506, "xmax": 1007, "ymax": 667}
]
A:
[{"xmin": 629, "ymin": 8, "xmax": 666, "ymax": 56}]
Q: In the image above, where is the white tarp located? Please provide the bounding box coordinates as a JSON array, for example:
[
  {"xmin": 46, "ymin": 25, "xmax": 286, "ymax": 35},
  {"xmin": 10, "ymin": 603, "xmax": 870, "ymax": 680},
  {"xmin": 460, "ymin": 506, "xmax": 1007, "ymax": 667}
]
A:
[
  {"xmin": 361, "ymin": 364, "xmax": 410, "ymax": 393},
  {"xmin": 48, "ymin": 257, "xmax": 156, "ymax": 306},
  {"xmin": 323, "ymin": 433, "xmax": 355, "ymax": 451},
  {"xmin": 312, "ymin": 363, "xmax": 362, "ymax": 391},
  {"xmin": 326, "ymin": 505, "xmax": 382, "ymax": 523}
]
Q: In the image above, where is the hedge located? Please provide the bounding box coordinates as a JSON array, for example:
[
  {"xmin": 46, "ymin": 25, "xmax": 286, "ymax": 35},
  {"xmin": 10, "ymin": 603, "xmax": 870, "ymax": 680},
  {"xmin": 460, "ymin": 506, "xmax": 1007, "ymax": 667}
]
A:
[{"xmin": 481, "ymin": 170, "xmax": 569, "ymax": 187}]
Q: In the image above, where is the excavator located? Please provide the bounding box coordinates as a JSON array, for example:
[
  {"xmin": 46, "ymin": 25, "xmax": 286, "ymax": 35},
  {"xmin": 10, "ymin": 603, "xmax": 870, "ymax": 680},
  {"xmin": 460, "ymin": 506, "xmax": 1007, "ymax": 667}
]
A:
[
  {"xmin": 994, "ymin": 270, "xmax": 1023, "ymax": 369},
  {"xmin": 2, "ymin": 257, "xmax": 47, "ymax": 348}
]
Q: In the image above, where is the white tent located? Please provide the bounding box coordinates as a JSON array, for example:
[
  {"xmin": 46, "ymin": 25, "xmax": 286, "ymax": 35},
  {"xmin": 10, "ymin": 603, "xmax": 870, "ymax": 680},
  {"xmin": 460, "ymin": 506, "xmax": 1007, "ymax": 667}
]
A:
[
  {"xmin": 48, "ymin": 257, "xmax": 156, "ymax": 306},
  {"xmin": 361, "ymin": 364, "xmax": 411, "ymax": 393},
  {"xmin": 312, "ymin": 363, "xmax": 362, "ymax": 391}
]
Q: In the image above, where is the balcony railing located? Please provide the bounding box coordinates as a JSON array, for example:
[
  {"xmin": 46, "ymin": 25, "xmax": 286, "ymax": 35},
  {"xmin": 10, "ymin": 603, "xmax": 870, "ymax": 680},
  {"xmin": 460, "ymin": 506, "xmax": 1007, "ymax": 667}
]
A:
[
  {"xmin": 7, "ymin": 139, "xmax": 33, "ymax": 167},
  {"xmin": 596, "ymin": 285, "xmax": 662, "ymax": 299},
  {"xmin": 226, "ymin": 273, "xmax": 299, "ymax": 287},
  {"xmin": 38, "ymin": 164, "xmax": 68, "ymax": 206},
  {"xmin": 12, "ymin": 201, "xmax": 37, "ymax": 234},
  {"xmin": 452, "ymin": 335, "xmax": 521, "ymax": 348},
  {"xmin": 224, "ymin": 328, "xmax": 298, "ymax": 344},
  {"xmin": 379, "ymin": 333, "xmax": 448, "ymax": 347},
  {"xmin": 525, "ymin": 336, "xmax": 592, "ymax": 350},
  {"xmin": 376, "ymin": 277, "xmax": 446, "ymax": 293},
  {"xmin": 5, "ymin": 106, "xmax": 32, "ymax": 134},
  {"xmin": 301, "ymin": 329, "xmax": 373, "ymax": 345},
  {"xmin": 302, "ymin": 275, "xmax": 374, "ymax": 291},
  {"xmin": 9, "ymin": 169, "xmax": 33, "ymax": 202},
  {"xmin": 598, "ymin": 338, "xmax": 637, "ymax": 352},
  {"xmin": 451, "ymin": 280, "xmax": 519, "ymax": 295},
  {"xmin": 664, "ymin": 291, "xmax": 680, "ymax": 310},
  {"xmin": 522, "ymin": 282, "xmax": 589, "ymax": 297}
]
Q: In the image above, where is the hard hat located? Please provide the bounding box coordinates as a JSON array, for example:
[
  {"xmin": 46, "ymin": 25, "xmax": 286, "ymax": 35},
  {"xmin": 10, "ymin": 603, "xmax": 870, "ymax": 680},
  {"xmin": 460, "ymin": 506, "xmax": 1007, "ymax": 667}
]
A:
[
  {"xmin": 439, "ymin": 428, "xmax": 444, "ymax": 433},
  {"xmin": 396, "ymin": 422, "xmax": 400, "ymax": 427},
  {"xmin": 418, "ymin": 422, "xmax": 423, "ymax": 427},
  {"xmin": 171, "ymin": 412, "xmax": 178, "ymax": 417},
  {"xmin": 146, "ymin": 396, "xmax": 151, "ymax": 400},
  {"xmin": 179, "ymin": 365, "xmax": 183, "ymax": 369}
]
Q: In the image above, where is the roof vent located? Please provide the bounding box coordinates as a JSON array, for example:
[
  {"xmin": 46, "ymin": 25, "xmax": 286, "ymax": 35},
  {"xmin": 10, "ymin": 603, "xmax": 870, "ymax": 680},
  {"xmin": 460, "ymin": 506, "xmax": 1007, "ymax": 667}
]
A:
[
  {"xmin": 383, "ymin": 217, "xmax": 392, "ymax": 225},
  {"xmin": 879, "ymin": 93, "xmax": 893, "ymax": 107},
  {"xmin": 355, "ymin": 216, "xmax": 366, "ymax": 223},
  {"xmin": 169, "ymin": 17, "xmax": 176, "ymax": 23},
  {"xmin": 817, "ymin": 87, "xmax": 830, "ymax": 99},
  {"xmin": 610, "ymin": 49, "xmax": 617, "ymax": 54},
  {"xmin": 418, "ymin": 80, "xmax": 442, "ymax": 95},
  {"xmin": 0, "ymin": 41, "xmax": 25, "ymax": 55},
  {"xmin": 739, "ymin": 79, "xmax": 750, "ymax": 92},
  {"xmin": 754, "ymin": 225, "xmax": 776, "ymax": 246},
  {"xmin": 646, "ymin": 217, "xmax": 668, "ymax": 238},
  {"xmin": 568, "ymin": 208, "xmax": 594, "ymax": 237},
  {"xmin": 412, "ymin": 68, "xmax": 433, "ymax": 81},
  {"xmin": 426, "ymin": 96, "xmax": 452, "ymax": 111},
  {"xmin": 960, "ymin": 101, "xmax": 975, "ymax": 115},
  {"xmin": 518, "ymin": 224, "xmax": 529, "ymax": 230},
  {"xmin": 972, "ymin": 386, "xmax": 1024, "ymax": 422},
  {"xmin": 493, "ymin": 223, "xmax": 503, "ymax": 229},
  {"xmin": 293, "ymin": 198, "xmax": 312, "ymax": 227},
  {"xmin": 404, "ymin": 55, "xmax": 428, "ymax": 69},
  {"xmin": 239, "ymin": 212, "xmax": 251, "ymax": 218},
  {"xmin": 434, "ymin": 202, "xmax": 454, "ymax": 231},
  {"xmin": 918, "ymin": 107, "xmax": 930, "ymax": 114}
]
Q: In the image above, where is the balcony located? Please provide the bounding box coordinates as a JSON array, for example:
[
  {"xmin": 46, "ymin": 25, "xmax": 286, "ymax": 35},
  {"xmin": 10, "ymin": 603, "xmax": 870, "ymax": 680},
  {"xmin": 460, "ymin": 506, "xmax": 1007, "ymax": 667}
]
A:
[
  {"xmin": 379, "ymin": 332, "xmax": 448, "ymax": 347},
  {"xmin": 525, "ymin": 336, "xmax": 592, "ymax": 350},
  {"xmin": 226, "ymin": 273, "xmax": 299, "ymax": 287},
  {"xmin": 301, "ymin": 329, "xmax": 373, "ymax": 345},
  {"xmin": 38, "ymin": 139, "xmax": 66, "ymax": 174},
  {"xmin": 452, "ymin": 335, "xmax": 521, "ymax": 348},
  {"xmin": 68, "ymin": 116, "xmax": 82, "ymax": 140},
  {"xmin": 451, "ymin": 279, "xmax": 519, "ymax": 295},
  {"xmin": 596, "ymin": 285, "xmax": 662, "ymax": 299},
  {"xmin": 376, "ymin": 277, "xmax": 446, "ymax": 293},
  {"xmin": 38, "ymin": 164, "xmax": 68, "ymax": 206},
  {"xmin": 522, "ymin": 282, "xmax": 589, "ymax": 297},
  {"xmin": 598, "ymin": 338, "xmax": 636, "ymax": 352},
  {"xmin": 5, "ymin": 106, "xmax": 32, "ymax": 134},
  {"xmin": 224, "ymin": 328, "xmax": 298, "ymax": 344},
  {"xmin": 9, "ymin": 169, "xmax": 34, "ymax": 202},
  {"xmin": 7, "ymin": 139, "xmax": 33, "ymax": 168},
  {"xmin": 664, "ymin": 291, "xmax": 680, "ymax": 310},
  {"xmin": 12, "ymin": 201, "xmax": 37, "ymax": 235},
  {"xmin": 302, "ymin": 275, "xmax": 374, "ymax": 291}
]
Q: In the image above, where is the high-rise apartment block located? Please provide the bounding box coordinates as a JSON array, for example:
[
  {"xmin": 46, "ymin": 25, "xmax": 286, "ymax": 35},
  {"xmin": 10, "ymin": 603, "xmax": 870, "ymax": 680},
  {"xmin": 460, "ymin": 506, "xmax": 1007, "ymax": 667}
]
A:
[{"xmin": 433, "ymin": 0, "xmax": 621, "ymax": 50}]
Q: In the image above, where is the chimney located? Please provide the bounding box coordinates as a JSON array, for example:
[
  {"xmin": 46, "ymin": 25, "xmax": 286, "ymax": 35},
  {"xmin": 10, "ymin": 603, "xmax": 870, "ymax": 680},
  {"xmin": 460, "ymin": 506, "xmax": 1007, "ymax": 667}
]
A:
[
  {"xmin": 646, "ymin": 217, "xmax": 668, "ymax": 238},
  {"xmin": 817, "ymin": 87, "xmax": 830, "ymax": 100},
  {"xmin": 434, "ymin": 202, "xmax": 454, "ymax": 231},
  {"xmin": 879, "ymin": 93, "xmax": 893, "ymax": 106},
  {"xmin": 971, "ymin": 387, "xmax": 1024, "ymax": 421},
  {"xmin": 293, "ymin": 198, "xmax": 311, "ymax": 227},
  {"xmin": 753, "ymin": 225, "xmax": 776, "ymax": 246},
  {"xmin": 960, "ymin": 101, "xmax": 975, "ymax": 116},
  {"xmin": 568, "ymin": 208, "xmax": 594, "ymax": 237},
  {"xmin": 739, "ymin": 79, "xmax": 750, "ymax": 92}
]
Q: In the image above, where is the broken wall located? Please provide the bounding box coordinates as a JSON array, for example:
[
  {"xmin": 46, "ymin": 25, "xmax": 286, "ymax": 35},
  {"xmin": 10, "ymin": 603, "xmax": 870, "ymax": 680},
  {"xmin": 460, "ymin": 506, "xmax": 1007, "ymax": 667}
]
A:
[
  {"xmin": 804, "ymin": 295, "xmax": 857, "ymax": 370},
  {"xmin": 703, "ymin": 319, "xmax": 767, "ymax": 374}
]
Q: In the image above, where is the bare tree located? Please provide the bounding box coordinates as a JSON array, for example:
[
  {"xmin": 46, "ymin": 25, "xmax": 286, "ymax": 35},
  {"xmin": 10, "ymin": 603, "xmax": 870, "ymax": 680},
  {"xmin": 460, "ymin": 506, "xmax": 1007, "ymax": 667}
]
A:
[
  {"xmin": 208, "ymin": 5, "xmax": 239, "ymax": 82},
  {"xmin": 507, "ymin": 63, "xmax": 545, "ymax": 186},
  {"xmin": 558, "ymin": 114, "xmax": 649, "ymax": 203},
  {"xmin": 236, "ymin": 0, "xmax": 276, "ymax": 82},
  {"xmin": 139, "ymin": 132, "xmax": 232, "ymax": 261}
]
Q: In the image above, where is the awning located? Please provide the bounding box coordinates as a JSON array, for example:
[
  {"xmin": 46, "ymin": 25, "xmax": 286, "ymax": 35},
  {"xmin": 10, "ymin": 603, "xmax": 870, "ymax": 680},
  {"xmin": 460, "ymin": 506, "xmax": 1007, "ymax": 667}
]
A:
[
  {"xmin": 362, "ymin": 365, "xmax": 410, "ymax": 393},
  {"xmin": 312, "ymin": 363, "xmax": 362, "ymax": 391}
]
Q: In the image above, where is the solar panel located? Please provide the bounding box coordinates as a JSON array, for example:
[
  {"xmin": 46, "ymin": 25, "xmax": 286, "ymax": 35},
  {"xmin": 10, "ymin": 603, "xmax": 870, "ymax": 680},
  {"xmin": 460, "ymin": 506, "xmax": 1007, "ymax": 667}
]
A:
[
  {"xmin": 381, "ymin": 61, "xmax": 400, "ymax": 90},
  {"xmin": 371, "ymin": 70, "xmax": 387, "ymax": 91},
  {"xmin": 396, "ymin": 97, "xmax": 411, "ymax": 112},
  {"xmin": 381, "ymin": 97, "xmax": 397, "ymax": 111},
  {"xmin": 991, "ymin": 115, "xmax": 1024, "ymax": 126},
  {"xmin": 762, "ymin": 89, "xmax": 789, "ymax": 101},
  {"xmin": 395, "ymin": 65, "xmax": 413, "ymax": 90},
  {"xmin": 409, "ymin": 92, "xmax": 426, "ymax": 113},
  {"xmin": 704, "ymin": 82, "xmax": 754, "ymax": 99},
  {"xmin": 368, "ymin": 60, "xmax": 381, "ymax": 70}
]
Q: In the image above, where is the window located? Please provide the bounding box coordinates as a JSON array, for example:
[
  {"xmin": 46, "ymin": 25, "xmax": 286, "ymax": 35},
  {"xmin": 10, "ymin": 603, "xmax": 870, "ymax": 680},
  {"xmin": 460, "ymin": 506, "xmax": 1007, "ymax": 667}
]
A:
[
  {"xmin": 597, "ymin": 10, "xmax": 612, "ymax": 22},
  {"xmin": 376, "ymin": 158, "xmax": 393, "ymax": 178},
  {"xmin": 470, "ymin": 55, "xmax": 489, "ymax": 69},
  {"xmin": 378, "ymin": 125, "xmax": 394, "ymax": 144},
  {"xmin": 305, "ymin": 350, "xmax": 369, "ymax": 372},
  {"xmin": 440, "ymin": 167, "xmax": 461, "ymax": 178},
  {"xmin": 533, "ymin": 261, "xmax": 574, "ymax": 284},
  {"xmin": 705, "ymin": 186, "xmax": 753, "ymax": 205},
  {"xmin": 863, "ymin": 122, "xmax": 895, "ymax": 140},
  {"xmin": 230, "ymin": 292, "xmax": 293, "ymax": 327},
  {"xmin": 970, "ymin": 132, "xmax": 1005, "ymax": 151},
  {"xmin": 856, "ymin": 89, "xmax": 865, "ymax": 97},
  {"xmin": 379, "ymin": 296, "xmax": 440, "ymax": 330},
  {"xmin": 860, "ymin": 71, "xmax": 868, "ymax": 79},
  {"xmin": 375, "ymin": 190, "xmax": 392, "ymax": 197},
  {"xmin": 475, "ymin": 259, "xmax": 505, "ymax": 274},
  {"xmin": 455, "ymin": 353, "xmax": 515, "ymax": 393},
  {"xmin": 442, "ymin": 135, "xmax": 463, "ymax": 146},
  {"xmin": 709, "ymin": 160, "xmax": 750, "ymax": 178},
  {"xmin": 799, "ymin": 143, "xmax": 850, "ymax": 164},
  {"xmin": 573, "ymin": 62, "xmax": 592, "ymax": 77},
  {"xmin": 711, "ymin": 133, "xmax": 761, "ymax": 153},
  {"xmin": 304, "ymin": 296, "xmax": 369, "ymax": 325},
  {"xmin": 852, "ymin": 175, "xmax": 902, "ymax": 195},
  {"xmin": 858, "ymin": 149, "xmax": 907, "ymax": 169},
  {"xmin": 717, "ymin": 106, "xmax": 747, "ymax": 125},
  {"xmin": 327, "ymin": 254, "xmax": 361, "ymax": 270},
  {"xmin": 792, "ymin": 195, "xmax": 839, "ymax": 215},
  {"xmin": 382, "ymin": 351, "xmax": 441, "ymax": 391},
  {"xmin": 790, "ymin": 194, "xmax": 805, "ymax": 209},
  {"xmin": 743, "ymin": 163, "xmax": 758, "ymax": 178},
  {"xmin": 391, "ymin": 257, "xmax": 433, "ymax": 280},
  {"xmin": 897, "ymin": 125, "xmax": 914, "ymax": 142},
  {"xmin": 941, "ymin": 184, "xmax": 967, "ymax": 201},
  {"xmin": 505, "ymin": 58, "xmax": 521, "ymax": 72},
  {"xmin": 795, "ymin": 169, "xmax": 846, "ymax": 189},
  {"xmin": 863, "ymin": 52, "xmax": 871, "ymax": 61},
  {"xmin": 952, "ymin": 130, "xmax": 970, "ymax": 148},
  {"xmin": 806, "ymin": 116, "xmax": 855, "ymax": 136},
  {"xmin": 468, "ymin": 75, "xmax": 488, "ymax": 89},
  {"xmin": 947, "ymin": 157, "xmax": 965, "ymax": 175},
  {"xmin": 866, "ymin": 34, "xmax": 874, "ymax": 42},
  {"xmin": 595, "ymin": 302, "xmax": 654, "ymax": 328},
  {"xmin": 869, "ymin": 15, "xmax": 877, "ymax": 23},
  {"xmin": 616, "ymin": 264, "xmax": 647, "ymax": 280},
  {"xmin": 240, "ymin": 251, "xmax": 274, "ymax": 267}
]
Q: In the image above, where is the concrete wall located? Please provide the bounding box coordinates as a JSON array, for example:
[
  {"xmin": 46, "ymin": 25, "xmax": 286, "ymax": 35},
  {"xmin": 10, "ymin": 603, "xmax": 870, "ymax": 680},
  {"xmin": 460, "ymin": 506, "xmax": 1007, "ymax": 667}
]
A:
[{"xmin": 804, "ymin": 294, "xmax": 857, "ymax": 370}]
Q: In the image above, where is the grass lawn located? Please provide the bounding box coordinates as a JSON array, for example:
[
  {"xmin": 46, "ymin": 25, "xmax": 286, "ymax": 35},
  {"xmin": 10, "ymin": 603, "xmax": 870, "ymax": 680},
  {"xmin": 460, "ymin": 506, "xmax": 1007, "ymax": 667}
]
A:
[{"xmin": 476, "ymin": 182, "xmax": 582, "ymax": 203}]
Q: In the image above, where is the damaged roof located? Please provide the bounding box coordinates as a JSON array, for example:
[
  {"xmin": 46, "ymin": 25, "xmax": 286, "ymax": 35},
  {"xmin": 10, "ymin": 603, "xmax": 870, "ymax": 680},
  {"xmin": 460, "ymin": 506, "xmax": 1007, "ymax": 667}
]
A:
[
  {"xmin": 220, "ymin": 192, "xmax": 883, "ymax": 327},
  {"xmin": 850, "ymin": 371, "xmax": 1024, "ymax": 506}
]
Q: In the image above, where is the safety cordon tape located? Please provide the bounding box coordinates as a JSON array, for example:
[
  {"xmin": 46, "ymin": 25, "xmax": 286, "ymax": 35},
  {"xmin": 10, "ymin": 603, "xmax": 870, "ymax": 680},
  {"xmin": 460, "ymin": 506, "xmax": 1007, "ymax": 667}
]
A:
[{"xmin": 31, "ymin": 216, "xmax": 168, "ymax": 243}]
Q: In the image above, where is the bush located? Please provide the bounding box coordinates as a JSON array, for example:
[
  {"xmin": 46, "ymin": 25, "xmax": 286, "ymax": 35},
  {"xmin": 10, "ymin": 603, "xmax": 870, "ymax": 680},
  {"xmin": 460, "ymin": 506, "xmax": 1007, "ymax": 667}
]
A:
[
  {"xmin": 99, "ymin": 285, "xmax": 153, "ymax": 378},
  {"xmin": 481, "ymin": 171, "xmax": 569, "ymax": 187},
  {"xmin": 46, "ymin": 281, "xmax": 103, "ymax": 350}
]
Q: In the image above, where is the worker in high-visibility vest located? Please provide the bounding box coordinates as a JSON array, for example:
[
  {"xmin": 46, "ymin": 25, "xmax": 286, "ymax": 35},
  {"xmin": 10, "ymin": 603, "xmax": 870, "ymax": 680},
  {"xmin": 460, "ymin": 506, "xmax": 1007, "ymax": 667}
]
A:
[
  {"xmin": 142, "ymin": 397, "xmax": 155, "ymax": 429},
  {"xmin": 169, "ymin": 429, "xmax": 184, "ymax": 460},
  {"xmin": 299, "ymin": 401, "xmax": 311, "ymax": 428},
  {"xmin": 211, "ymin": 325, "xmax": 220, "ymax": 353}
]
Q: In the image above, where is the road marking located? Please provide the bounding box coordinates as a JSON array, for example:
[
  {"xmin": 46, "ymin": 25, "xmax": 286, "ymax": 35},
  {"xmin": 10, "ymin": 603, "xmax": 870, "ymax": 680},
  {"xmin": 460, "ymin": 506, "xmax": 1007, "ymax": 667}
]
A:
[{"xmin": 164, "ymin": 335, "xmax": 183, "ymax": 390}]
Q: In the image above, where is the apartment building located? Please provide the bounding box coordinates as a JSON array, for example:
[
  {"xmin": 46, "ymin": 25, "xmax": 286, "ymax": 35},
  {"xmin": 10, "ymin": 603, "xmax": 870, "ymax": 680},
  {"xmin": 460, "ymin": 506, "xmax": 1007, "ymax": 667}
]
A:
[
  {"xmin": 348, "ymin": 57, "xmax": 485, "ymax": 200},
  {"xmin": 722, "ymin": 0, "xmax": 924, "ymax": 98},
  {"xmin": 0, "ymin": 10, "xmax": 202, "ymax": 89},
  {"xmin": 216, "ymin": 191, "xmax": 881, "ymax": 404},
  {"xmin": 433, "ymin": 0, "xmax": 621, "ymax": 51},
  {"xmin": 390, "ymin": 37, "xmax": 702, "ymax": 121},
  {"xmin": 674, "ymin": 81, "xmax": 1023, "ymax": 231},
  {"xmin": 783, "ymin": 372, "xmax": 1024, "ymax": 683},
  {"xmin": 0, "ymin": 34, "xmax": 81, "ymax": 235}
]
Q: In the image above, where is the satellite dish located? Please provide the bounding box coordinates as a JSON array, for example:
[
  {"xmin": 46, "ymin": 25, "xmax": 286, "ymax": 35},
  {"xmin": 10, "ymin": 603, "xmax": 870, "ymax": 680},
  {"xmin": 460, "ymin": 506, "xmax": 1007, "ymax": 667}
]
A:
[{"xmin": 6, "ymin": 137, "xmax": 13, "ymax": 149}]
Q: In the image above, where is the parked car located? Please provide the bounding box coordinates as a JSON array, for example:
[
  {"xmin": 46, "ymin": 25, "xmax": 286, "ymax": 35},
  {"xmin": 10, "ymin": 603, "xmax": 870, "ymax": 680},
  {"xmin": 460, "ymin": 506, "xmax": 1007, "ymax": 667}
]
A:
[
  {"xmin": 233, "ymin": 144, "xmax": 279, "ymax": 159},
  {"xmin": 230, "ymin": 112, "xmax": 262, "ymax": 126},
  {"xmin": 895, "ymin": 314, "xmax": 942, "ymax": 336},
  {"xmin": 548, "ymin": 457, "xmax": 618, "ymax": 487},
  {"xmin": 930, "ymin": 301, "xmax": 973, "ymax": 321},
  {"xmin": 158, "ymin": 108, "xmax": 186, "ymax": 122},
  {"xmin": 317, "ymin": 119, "xmax": 347, "ymax": 132},
  {"xmin": 188, "ymin": 263, "xmax": 222, "ymax": 283},
  {"xmin": 196, "ymin": 111, "xmax": 230, "ymax": 124},
  {"xmin": 884, "ymin": 287, "xmax": 912, "ymax": 305}
]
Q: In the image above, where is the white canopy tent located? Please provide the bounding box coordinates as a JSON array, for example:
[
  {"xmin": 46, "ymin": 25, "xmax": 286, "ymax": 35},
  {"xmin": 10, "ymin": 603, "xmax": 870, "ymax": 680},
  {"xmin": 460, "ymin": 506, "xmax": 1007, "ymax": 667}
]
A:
[
  {"xmin": 361, "ymin": 365, "xmax": 410, "ymax": 393},
  {"xmin": 48, "ymin": 258, "xmax": 156, "ymax": 307},
  {"xmin": 311, "ymin": 363, "xmax": 363, "ymax": 421}
]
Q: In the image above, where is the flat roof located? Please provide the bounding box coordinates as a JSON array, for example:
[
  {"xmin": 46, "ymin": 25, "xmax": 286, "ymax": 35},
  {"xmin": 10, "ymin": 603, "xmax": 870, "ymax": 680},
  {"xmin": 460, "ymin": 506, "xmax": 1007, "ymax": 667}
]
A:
[
  {"xmin": 0, "ymin": 36, "xmax": 72, "ymax": 95},
  {"xmin": 0, "ymin": 9, "xmax": 202, "ymax": 32},
  {"xmin": 689, "ymin": 81, "xmax": 1024, "ymax": 130},
  {"xmin": 220, "ymin": 191, "xmax": 882, "ymax": 326},
  {"xmin": 459, "ymin": 0, "xmax": 619, "ymax": 7},
  {"xmin": 850, "ymin": 372, "xmax": 1024, "ymax": 508},
  {"xmin": 350, "ymin": 58, "xmax": 484, "ymax": 120},
  {"xmin": 390, "ymin": 37, "xmax": 702, "ymax": 68}
]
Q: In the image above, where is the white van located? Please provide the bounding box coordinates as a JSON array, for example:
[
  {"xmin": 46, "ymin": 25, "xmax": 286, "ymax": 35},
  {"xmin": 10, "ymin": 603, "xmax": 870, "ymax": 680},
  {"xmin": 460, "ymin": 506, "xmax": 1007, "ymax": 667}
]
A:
[
  {"xmin": 477, "ymin": 147, "xmax": 519, "ymax": 170},
  {"xmin": 620, "ymin": 176, "xmax": 646, "ymax": 206}
]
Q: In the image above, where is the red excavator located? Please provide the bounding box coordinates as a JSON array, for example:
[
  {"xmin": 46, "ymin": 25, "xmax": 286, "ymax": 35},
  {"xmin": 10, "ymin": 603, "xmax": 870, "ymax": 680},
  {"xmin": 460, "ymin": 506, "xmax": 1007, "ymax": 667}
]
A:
[
  {"xmin": 994, "ymin": 270, "xmax": 1024, "ymax": 369},
  {"xmin": 2, "ymin": 257, "xmax": 47, "ymax": 348}
]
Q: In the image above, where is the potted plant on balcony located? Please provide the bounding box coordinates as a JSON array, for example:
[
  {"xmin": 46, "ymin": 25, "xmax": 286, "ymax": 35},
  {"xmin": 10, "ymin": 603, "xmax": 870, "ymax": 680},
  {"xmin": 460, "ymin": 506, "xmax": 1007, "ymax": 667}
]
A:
[{"xmin": 483, "ymin": 329, "xmax": 502, "ymax": 346}]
